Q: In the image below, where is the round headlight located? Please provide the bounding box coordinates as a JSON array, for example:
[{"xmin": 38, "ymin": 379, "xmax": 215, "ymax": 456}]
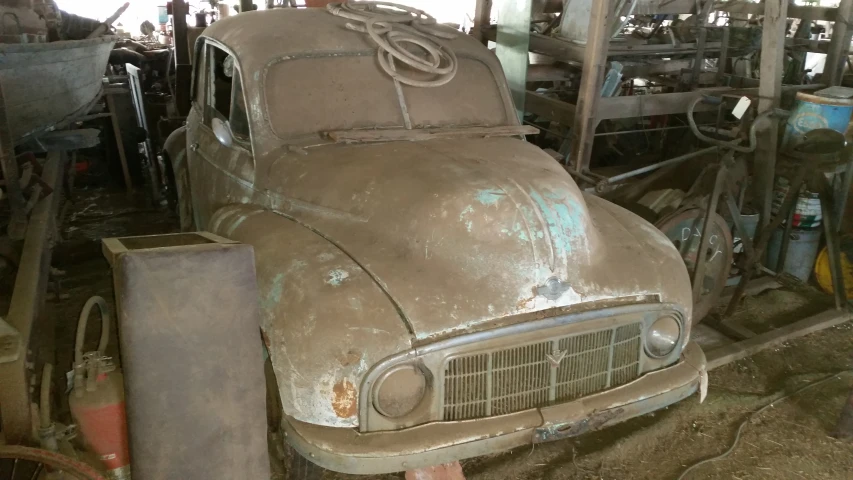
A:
[
  {"xmin": 646, "ymin": 315, "xmax": 681, "ymax": 358},
  {"xmin": 373, "ymin": 365, "xmax": 428, "ymax": 418}
]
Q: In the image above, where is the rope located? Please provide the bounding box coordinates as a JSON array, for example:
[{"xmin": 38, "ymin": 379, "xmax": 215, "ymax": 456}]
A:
[{"xmin": 326, "ymin": 1, "xmax": 459, "ymax": 87}]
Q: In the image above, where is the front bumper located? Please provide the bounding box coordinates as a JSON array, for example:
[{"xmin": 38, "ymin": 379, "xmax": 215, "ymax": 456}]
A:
[{"xmin": 281, "ymin": 341, "xmax": 706, "ymax": 475}]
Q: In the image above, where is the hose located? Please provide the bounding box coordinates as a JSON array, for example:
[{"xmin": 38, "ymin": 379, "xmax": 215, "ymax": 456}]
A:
[
  {"xmin": 74, "ymin": 296, "xmax": 110, "ymax": 396},
  {"xmin": 0, "ymin": 445, "xmax": 107, "ymax": 480},
  {"xmin": 327, "ymin": 1, "xmax": 459, "ymax": 87},
  {"xmin": 686, "ymin": 96, "xmax": 782, "ymax": 153}
]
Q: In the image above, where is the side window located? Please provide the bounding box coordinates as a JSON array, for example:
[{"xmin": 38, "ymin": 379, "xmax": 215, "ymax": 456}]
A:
[{"xmin": 206, "ymin": 44, "xmax": 251, "ymax": 145}]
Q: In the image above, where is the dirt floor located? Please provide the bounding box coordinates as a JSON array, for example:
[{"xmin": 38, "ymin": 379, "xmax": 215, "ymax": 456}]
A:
[{"xmin": 31, "ymin": 187, "xmax": 853, "ymax": 480}]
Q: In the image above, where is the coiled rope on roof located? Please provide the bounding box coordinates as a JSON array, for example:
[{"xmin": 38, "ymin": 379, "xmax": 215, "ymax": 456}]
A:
[{"xmin": 326, "ymin": 1, "xmax": 460, "ymax": 88}]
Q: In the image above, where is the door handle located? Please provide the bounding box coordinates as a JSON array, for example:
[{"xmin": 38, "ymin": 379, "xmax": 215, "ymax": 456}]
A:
[{"xmin": 190, "ymin": 142, "xmax": 199, "ymax": 152}]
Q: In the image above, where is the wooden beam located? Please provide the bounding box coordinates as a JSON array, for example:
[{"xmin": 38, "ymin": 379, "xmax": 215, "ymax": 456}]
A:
[
  {"xmin": 570, "ymin": 0, "xmax": 613, "ymax": 173},
  {"xmin": 597, "ymin": 91, "xmax": 722, "ymax": 120},
  {"xmin": 706, "ymin": 309, "xmax": 853, "ymax": 370},
  {"xmin": 525, "ymin": 91, "xmax": 577, "ymax": 125},
  {"xmin": 754, "ymin": 0, "xmax": 788, "ymax": 227},
  {"xmin": 714, "ymin": 2, "xmax": 838, "ymax": 21},
  {"xmin": 825, "ymin": 0, "xmax": 853, "ymax": 86}
]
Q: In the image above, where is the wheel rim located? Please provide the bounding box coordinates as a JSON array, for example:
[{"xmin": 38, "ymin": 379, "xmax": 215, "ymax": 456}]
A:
[{"xmin": 656, "ymin": 208, "xmax": 733, "ymax": 322}]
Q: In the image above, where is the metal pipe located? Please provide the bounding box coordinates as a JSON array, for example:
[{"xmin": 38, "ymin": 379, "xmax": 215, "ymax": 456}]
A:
[{"xmin": 602, "ymin": 146, "xmax": 718, "ymax": 185}]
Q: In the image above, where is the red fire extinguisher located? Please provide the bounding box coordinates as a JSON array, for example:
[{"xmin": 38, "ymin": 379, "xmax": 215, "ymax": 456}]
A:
[{"xmin": 68, "ymin": 296, "xmax": 131, "ymax": 480}]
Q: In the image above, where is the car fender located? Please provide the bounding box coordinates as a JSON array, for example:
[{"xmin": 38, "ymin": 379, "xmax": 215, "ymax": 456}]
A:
[
  {"xmin": 209, "ymin": 204, "xmax": 413, "ymax": 428},
  {"xmin": 163, "ymin": 126, "xmax": 195, "ymax": 231}
]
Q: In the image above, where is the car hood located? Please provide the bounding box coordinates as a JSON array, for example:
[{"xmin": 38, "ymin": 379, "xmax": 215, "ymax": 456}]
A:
[{"xmin": 259, "ymin": 137, "xmax": 690, "ymax": 341}]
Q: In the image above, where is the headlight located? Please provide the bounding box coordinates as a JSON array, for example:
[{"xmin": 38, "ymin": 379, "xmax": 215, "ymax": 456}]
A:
[
  {"xmin": 645, "ymin": 315, "xmax": 681, "ymax": 358},
  {"xmin": 373, "ymin": 365, "xmax": 428, "ymax": 418}
]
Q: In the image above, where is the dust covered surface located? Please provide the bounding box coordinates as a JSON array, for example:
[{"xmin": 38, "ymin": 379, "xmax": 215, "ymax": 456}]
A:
[{"xmin": 40, "ymin": 189, "xmax": 853, "ymax": 480}]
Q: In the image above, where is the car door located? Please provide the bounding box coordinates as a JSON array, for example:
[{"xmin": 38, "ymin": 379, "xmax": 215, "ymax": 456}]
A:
[{"xmin": 186, "ymin": 39, "xmax": 256, "ymax": 230}]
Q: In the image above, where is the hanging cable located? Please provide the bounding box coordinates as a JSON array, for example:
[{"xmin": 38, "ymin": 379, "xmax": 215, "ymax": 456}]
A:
[{"xmin": 327, "ymin": 1, "xmax": 459, "ymax": 87}]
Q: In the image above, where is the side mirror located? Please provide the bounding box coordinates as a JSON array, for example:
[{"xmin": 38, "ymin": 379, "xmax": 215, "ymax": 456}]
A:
[{"xmin": 212, "ymin": 117, "xmax": 233, "ymax": 148}]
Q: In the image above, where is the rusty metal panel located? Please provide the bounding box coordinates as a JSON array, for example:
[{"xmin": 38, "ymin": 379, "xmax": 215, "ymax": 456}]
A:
[{"xmin": 107, "ymin": 235, "xmax": 269, "ymax": 480}]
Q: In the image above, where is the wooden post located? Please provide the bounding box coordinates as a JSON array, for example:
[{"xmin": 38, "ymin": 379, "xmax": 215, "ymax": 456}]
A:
[
  {"xmin": 754, "ymin": 0, "xmax": 789, "ymax": 226},
  {"xmin": 473, "ymin": 0, "xmax": 493, "ymax": 45},
  {"xmin": 172, "ymin": 0, "xmax": 191, "ymax": 117},
  {"xmin": 570, "ymin": 0, "xmax": 613, "ymax": 173},
  {"xmin": 106, "ymin": 93, "xmax": 133, "ymax": 196},
  {"xmin": 825, "ymin": 0, "xmax": 853, "ymax": 86}
]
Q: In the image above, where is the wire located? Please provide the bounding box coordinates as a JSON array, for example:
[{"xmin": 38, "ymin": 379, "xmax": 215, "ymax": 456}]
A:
[
  {"xmin": 326, "ymin": 1, "xmax": 459, "ymax": 87},
  {"xmin": 676, "ymin": 371, "xmax": 853, "ymax": 480}
]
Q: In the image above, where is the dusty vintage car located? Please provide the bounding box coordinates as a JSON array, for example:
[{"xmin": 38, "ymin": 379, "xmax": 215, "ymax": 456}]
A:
[{"xmin": 163, "ymin": 6, "xmax": 707, "ymax": 477}]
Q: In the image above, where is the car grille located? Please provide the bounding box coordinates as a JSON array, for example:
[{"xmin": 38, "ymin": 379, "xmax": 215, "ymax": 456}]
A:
[{"xmin": 442, "ymin": 323, "xmax": 643, "ymax": 421}]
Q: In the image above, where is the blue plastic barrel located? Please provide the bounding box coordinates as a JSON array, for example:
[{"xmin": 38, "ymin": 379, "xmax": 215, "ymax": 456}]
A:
[{"xmin": 782, "ymin": 91, "xmax": 853, "ymax": 149}]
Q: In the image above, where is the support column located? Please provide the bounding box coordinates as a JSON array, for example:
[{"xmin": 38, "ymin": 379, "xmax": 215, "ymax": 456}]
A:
[
  {"xmin": 495, "ymin": 0, "xmax": 533, "ymax": 121},
  {"xmin": 825, "ymin": 0, "xmax": 853, "ymax": 86},
  {"xmin": 754, "ymin": 0, "xmax": 789, "ymax": 225},
  {"xmin": 570, "ymin": 0, "xmax": 613, "ymax": 173},
  {"xmin": 472, "ymin": 0, "xmax": 493, "ymax": 46}
]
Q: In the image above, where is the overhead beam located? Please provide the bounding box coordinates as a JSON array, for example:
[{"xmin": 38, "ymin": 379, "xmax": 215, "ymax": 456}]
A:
[{"xmin": 526, "ymin": 91, "xmax": 577, "ymax": 125}]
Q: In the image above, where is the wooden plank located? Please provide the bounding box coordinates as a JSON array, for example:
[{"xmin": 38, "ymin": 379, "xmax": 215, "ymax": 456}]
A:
[
  {"xmin": 825, "ymin": 0, "xmax": 853, "ymax": 86},
  {"xmin": 526, "ymin": 91, "xmax": 576, "ymax": 125},
  {"xmin": 715, "ymin": 2, "xmax": 837, "ymax": 21},
  {"xmin": 481, "ymin": 28, "xmax": 721, "ymax": 63},
  {"xmin": 326, "ymin": 125, "xmax": 539, "ymax": 143},
  {"xmin": 754, "ymin": 0, "xmax": 788, "ymax": 226},
  {"xmin": 706, "ymin": 309, "xmax": 853, "ymax": 370},
  {"xmin": 570, "ymin": 0, "xmax": 613, "ymax": 173},
  {"xmin": 718, "ymin": 276, "xmax": 782, "ymax": 306}
]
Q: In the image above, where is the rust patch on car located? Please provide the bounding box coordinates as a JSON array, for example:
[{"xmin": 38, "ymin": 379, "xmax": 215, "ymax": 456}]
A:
[
  {"xmin": 332, "ymin": 380, "xmax": 358, "ymax": 418},
  {"xmin": 260, "ymin": 328, "xmax": 271, "ymax": 349}
]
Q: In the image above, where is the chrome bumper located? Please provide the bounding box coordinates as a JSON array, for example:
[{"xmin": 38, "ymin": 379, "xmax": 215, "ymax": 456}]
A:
[{"xmin": 282, "ymin": 341, "xmax": 706, "ymax": 475}]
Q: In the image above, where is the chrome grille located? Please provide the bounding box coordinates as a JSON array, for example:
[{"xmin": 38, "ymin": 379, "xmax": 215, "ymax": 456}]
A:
[{"xmin": 443, "ymin": 323, "xmax": 643, "ymax": 421}]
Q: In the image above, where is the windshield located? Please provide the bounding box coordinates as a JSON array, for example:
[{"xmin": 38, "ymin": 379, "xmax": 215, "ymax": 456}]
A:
[{"xmin": 264, "ymin": 53, "xmax": 510, "ymax": 138}]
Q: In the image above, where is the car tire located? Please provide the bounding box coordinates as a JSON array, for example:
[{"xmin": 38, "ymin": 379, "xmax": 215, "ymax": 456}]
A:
[{"xmin": 285, "ymin": 443, "xmax": 325, "ymax": 480}]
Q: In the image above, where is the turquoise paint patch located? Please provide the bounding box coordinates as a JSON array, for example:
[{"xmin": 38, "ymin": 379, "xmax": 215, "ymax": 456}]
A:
[
  {"xmin": 327, "ymin": 269, "xmax": 350, "ymax": 286},
  {"xmin": 476, "ymin": 188, "xmax": 505, "ymax": 206},
  {"xmin": 529, "ymin": 190, "xmax": 584, "ymax": 256}
]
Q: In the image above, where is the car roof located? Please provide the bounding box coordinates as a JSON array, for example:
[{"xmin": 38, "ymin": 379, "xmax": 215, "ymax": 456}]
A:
[{"xmin": 201, "ymin": 8, "xmax": 496, "ymax": 73}]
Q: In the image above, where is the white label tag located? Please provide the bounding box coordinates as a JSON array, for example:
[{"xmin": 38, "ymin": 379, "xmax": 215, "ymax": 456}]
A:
[{"xmin": 732, "ymin": 96, "xmax": 752, "ymax": 119}]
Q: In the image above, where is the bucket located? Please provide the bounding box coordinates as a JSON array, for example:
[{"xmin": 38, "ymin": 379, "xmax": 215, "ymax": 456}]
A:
[
  {"xmin": 767, "ymin": 228, "xmax": 823, "ymax": 282},
  {"xmin": 771, "ymin": 176, "xmax": 823, "ymax": 229},
  {"xmin": 814, "ymin": 238, "xmax": 853, "ymax": 298},
  {"xmin": 782, "ymin": 89, "xmax": 853, "ymax": 149}
]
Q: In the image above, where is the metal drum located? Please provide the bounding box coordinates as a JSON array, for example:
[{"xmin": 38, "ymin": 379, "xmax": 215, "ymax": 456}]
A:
[
  {"xmin": 767, "ymin": 228, "xmax": 823, "ymax": 282},
  {"xmin": 782, "ymin": 89, "xmax": 853, "ymax": 149}
]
